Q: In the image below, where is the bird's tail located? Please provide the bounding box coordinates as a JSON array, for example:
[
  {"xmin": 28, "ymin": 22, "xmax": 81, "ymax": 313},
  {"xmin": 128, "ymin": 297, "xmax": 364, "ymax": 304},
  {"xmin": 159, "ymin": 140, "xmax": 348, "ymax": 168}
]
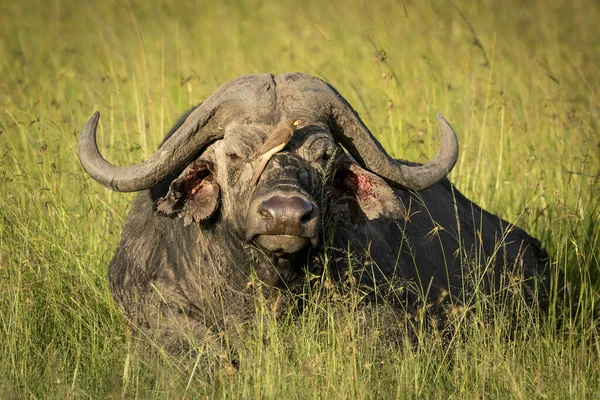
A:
[{"xmin": 251, "ymin": 156, "xmax": 270, "ymax": 185}]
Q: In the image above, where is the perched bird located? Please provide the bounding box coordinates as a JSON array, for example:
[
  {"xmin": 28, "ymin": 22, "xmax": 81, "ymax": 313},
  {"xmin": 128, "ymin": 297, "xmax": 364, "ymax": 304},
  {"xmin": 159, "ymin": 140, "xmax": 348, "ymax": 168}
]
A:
[{"xmin": 251, "ymin": 119, "xmax": 302, "ymax": 185}]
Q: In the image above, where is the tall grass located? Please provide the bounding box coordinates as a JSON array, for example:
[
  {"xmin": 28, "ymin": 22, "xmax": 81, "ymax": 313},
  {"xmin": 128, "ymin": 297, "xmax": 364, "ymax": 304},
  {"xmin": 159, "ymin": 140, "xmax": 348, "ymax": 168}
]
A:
[{"xmin": 1, "ymin": 0, "xmax": 599, "ymax": 397}]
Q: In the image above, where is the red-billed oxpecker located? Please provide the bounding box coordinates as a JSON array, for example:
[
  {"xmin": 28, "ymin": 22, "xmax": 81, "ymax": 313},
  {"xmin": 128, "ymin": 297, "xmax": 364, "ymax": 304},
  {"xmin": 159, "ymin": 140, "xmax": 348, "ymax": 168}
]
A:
[{"xmin": 251, "ymin": 119, "xmax": 302, "ymax": 185}]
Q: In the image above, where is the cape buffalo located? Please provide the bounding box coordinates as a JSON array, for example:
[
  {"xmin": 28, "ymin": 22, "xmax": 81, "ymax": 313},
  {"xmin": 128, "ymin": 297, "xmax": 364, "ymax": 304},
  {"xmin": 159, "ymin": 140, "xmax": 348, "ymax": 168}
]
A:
[{"xmin": 79, "ymin": 72, "xmax": 550, "ymax": 353}]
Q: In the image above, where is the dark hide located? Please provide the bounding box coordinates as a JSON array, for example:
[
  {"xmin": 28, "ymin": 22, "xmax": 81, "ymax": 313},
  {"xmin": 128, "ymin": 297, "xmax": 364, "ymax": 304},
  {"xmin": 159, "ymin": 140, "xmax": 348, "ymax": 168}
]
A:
[{"xmin": 328, "ymin": 163, "xmax": 548, "ymax": 308}]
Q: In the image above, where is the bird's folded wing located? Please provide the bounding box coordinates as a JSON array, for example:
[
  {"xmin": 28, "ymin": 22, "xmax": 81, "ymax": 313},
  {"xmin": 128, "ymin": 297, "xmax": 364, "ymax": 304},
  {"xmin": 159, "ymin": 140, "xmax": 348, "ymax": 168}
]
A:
[{"xmin": 251, "ymin": 143, "xmax": 286, "ymax": 185}]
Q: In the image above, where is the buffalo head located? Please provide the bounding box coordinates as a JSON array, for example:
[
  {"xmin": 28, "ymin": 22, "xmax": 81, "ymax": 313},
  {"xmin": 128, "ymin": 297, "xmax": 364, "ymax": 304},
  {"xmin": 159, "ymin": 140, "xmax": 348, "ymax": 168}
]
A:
[{"xmin": 78, "ymin": 72, "xmax": 458, "ymax": 283}]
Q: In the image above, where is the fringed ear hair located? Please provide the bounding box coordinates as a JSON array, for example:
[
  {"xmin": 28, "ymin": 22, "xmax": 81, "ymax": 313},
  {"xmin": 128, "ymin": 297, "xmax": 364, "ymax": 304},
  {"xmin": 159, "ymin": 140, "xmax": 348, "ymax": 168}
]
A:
[{"xmin": 156, "ymin": 160, "xmax": 220, "ymax": 226}]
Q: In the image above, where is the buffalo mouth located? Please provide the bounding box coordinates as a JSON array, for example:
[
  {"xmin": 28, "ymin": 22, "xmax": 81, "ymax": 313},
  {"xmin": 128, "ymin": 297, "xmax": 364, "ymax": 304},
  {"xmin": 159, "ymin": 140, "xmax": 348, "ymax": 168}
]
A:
[
  {"xmin": 253, "ymin": 234, "xmax": 318, "ymax": 256},
  {"xmin": 246, "ymin": 192, "xmax": 320, "ymax": 256}
]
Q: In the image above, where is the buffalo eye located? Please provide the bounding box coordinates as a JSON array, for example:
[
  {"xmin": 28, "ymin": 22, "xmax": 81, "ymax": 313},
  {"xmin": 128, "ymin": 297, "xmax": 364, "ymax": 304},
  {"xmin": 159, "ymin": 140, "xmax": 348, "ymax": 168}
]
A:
[
  {"xmin": 226, "ymin": 152, "xmax": 240, "ymax": 161},
  {"xmin": 316, "ymin": 150, "xmax": 333, "ymax": 166}
]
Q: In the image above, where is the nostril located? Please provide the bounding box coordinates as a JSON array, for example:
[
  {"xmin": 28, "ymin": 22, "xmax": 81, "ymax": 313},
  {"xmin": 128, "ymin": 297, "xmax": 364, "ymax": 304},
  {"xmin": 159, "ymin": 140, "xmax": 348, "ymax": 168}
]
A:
[
  {"xmin": 299, "ymin": 203, "xmax": 313, "ymax": 224},
  {"xmin": 300, "ymin": 213, "xmax": 312, "ymax": 225},
  {"xmin": 258, "ymin": 208, "xmax": 272, "ymax": 219}
]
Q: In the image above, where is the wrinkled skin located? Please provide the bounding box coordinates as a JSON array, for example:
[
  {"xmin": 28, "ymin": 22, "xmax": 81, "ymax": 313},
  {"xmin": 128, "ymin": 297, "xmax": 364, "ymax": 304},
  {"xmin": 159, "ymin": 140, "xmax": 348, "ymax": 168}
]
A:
[{"xmin": 107, "ymin": 110, "xmax": 549, "ymax": 354}]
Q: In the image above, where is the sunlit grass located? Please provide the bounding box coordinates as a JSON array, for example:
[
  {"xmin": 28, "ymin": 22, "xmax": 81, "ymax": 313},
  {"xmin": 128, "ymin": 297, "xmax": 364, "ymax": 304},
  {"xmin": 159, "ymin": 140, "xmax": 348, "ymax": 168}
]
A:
[{"xmin": 1, "ymin": 0, "xmax": 599, "ymax": 397}]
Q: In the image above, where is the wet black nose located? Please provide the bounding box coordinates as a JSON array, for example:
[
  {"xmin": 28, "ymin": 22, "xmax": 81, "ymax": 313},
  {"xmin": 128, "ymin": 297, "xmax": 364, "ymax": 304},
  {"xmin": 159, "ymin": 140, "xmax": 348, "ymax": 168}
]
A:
[{"xmin": 259, "ymin": 196, "xmax": 314, "ymax": 229}]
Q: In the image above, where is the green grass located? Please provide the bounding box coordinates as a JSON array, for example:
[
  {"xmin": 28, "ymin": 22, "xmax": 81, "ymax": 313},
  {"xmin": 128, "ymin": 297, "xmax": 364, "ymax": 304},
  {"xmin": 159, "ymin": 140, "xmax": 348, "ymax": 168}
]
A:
[{"xmin": 1, "ymin": 0, "xmax": 599, "ymax": 397}]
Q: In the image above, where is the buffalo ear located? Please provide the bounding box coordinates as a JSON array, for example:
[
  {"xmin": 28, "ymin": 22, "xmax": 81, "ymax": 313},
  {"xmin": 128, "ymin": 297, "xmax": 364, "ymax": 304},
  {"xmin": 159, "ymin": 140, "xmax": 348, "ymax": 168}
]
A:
[
  {"xmin": 333, "ymin": 162, "xmax": 406, "ymax": 221},
  {"xmin": 155, "ymin": 160, "xmax": 220, "ymax": 225}
]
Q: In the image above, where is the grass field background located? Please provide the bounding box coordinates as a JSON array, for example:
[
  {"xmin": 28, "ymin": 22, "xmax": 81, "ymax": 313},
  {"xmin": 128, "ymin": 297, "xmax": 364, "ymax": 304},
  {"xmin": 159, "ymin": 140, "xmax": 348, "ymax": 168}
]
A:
[{"xmin": 1, "ymin": 0, "xmax": 599, "ymax": 397}]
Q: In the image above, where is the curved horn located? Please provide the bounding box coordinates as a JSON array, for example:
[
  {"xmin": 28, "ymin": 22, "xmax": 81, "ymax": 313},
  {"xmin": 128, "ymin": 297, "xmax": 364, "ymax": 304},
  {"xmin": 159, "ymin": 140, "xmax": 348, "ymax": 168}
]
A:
[
  {"xmin": 277, "ymin": 73, "xmax": 459, "ymax": 191},
  {"xmin": 78, "ymin": 74, "xmax": 277, "ymax": 192}
]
